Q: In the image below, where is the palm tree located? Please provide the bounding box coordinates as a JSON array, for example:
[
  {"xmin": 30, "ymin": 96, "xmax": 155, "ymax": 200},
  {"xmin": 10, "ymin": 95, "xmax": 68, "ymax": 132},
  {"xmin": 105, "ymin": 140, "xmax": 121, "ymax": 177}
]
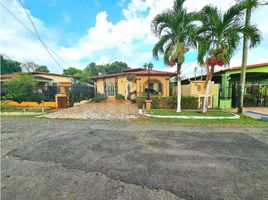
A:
[
  {"xmin": 196, "ymin": 0, "xmax": 261, "ymax": 113},
  {"xmin": 151, "ymin": 0, "xmax": 198, "ymax": 112},
  {"xmin": 238, "ymin": 0, "xmax": 267, "ymax": 114}
]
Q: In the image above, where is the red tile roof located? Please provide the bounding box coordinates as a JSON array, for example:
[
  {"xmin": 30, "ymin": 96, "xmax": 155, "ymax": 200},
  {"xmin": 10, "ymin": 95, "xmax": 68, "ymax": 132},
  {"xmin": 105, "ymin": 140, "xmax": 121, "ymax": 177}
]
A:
[
  {"xmin": 91, "ymin": 68, "xmax": 176, "ymax": 79},
  {"xmin": 129, "ymin": 69, "xmax": 176, "ymax": 75}
]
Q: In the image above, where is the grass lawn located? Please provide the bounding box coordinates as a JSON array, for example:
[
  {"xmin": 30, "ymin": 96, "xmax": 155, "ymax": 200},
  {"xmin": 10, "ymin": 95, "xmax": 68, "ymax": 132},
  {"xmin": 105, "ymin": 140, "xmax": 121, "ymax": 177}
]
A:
[
  {"xmin": 151, "ymin": 109, "xmax": 234, "ymax": 117},
  {"xmin": 137, "ymin": 114, "xmax": 268, "ymax": 127},
  {"xmin": 0, "ymin": 105, "xmax": 51, "ymax": 113}
]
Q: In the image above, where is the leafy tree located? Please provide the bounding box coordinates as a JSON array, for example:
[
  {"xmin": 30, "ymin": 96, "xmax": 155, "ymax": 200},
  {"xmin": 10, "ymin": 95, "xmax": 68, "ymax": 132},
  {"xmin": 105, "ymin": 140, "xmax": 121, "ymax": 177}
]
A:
[
  {"xmin": 85, "ymin": 61, "xmax": 129, "ymax": 76},
  {"xmin": 238, "ymin": 0, "xmax": 266, "ymax": 113},
  {"xmin": 104, "ymin": 61, "xmax": 129, "ymax": 74},
  {"xmin": 196, "ymin": 0, "xmax": 261, "ymax": 113},
  {"xmin": 36, "ymin": 65, "xmax": 50, "ymax": 73},
  {"xmin": 151, "ymin": 0, "xmax": 199, "ymax": 112},
  {"xmin": 63, "ymin": 67, "xmax": 91, "ymax": 85},
  {"xmin": 85, "ymin": 62, "xmax": 100, "ymax": 76},
  {"xmin": 4, "ymin": 74, "xmax": 37, "ymax": 102},
  {"xmin": 0, "ymin": 55, "xmax": 22, "ymax": 74},
  {"xmin": 63, "ymin": 67, "xmax": 83, "ymax": 76},
  {"xmin": 21, "ymin": 62, "xmax": 39, "ymax": 72}
]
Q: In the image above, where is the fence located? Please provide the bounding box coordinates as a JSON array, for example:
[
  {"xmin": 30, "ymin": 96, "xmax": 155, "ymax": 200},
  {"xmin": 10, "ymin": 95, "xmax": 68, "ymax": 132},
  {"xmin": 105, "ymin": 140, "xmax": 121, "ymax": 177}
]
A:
[
  {"xmin": 219, "ymin": 82, "xmax": 268, "ymax": 108},
  {"xmin": 2, "ymin": 85, "xmax": 95, "ymax": 106},
  {"xmin": 69, "ymin": 85, "xmax": 95, "ymax": 106}
]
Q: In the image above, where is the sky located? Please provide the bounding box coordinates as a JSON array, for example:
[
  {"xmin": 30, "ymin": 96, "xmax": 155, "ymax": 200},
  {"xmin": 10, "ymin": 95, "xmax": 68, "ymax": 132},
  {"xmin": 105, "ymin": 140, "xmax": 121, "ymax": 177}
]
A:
[{"xmin": 0, "ymin": 0, "xmax": 268, "ymax": 78}]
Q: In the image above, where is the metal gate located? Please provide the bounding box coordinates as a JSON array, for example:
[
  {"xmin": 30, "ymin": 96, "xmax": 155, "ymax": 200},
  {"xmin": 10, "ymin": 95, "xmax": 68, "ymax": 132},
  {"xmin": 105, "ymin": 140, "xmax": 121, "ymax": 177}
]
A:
[{"xmin": 231, "ymin": 83, "xmax": 268, "ymax": 107}]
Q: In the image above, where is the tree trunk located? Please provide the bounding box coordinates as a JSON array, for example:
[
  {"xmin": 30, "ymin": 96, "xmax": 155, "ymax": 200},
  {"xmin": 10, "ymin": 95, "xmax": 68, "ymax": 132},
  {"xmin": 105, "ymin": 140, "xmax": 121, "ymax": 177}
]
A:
[
  {"xmin": 176, "ymin": 63, "xmax": 182, "ymax": 112},
  {"xmin": 202, "ymin": 66, "xmax": 214, "ymax": 113},
  {"xmin": 238, "ymin": 7, "xmax": 251, "ymax": 114}
]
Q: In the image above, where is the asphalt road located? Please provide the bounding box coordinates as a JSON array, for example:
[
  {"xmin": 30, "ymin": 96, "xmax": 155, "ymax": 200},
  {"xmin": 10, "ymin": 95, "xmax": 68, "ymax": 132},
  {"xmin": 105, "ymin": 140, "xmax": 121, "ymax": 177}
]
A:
[{"xmin": 1, "ymin": 117, "xmax": 268, "ymax": 200}]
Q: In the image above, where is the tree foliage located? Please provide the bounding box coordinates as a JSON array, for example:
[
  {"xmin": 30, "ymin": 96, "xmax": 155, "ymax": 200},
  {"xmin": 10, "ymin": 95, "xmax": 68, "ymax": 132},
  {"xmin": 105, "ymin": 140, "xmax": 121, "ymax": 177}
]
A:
[
  {"xmin": 196, "ymin": 0, "xmax": 261, "ymax": 65},
  {"xmin": 3, "ymin": 74, "xmax": 37, "ymax": 102},
  {"xmin": 63, "ymin": 67, "xmax": 83, "ymax": 76},
  {"xmin": 21, "ymin": 62, "xmax": 40, "ymax": 72},
  {"xmin": 103, "ymin": 61, "xmax": 129, "ymax": 74},
  {"xmin": 151, "ymin": 0, "xmax": 199, "ymax": 66},
  {"xmin": 36, "ymin": 65, "xmax": 50, "ymax": 73},
  {"xmin": 0, "ymin": 55, "xmax": 22, "ymax": 74},
  {"xmin": 85, "ymin": 61, "xmax": 129, "ymax": 76}
]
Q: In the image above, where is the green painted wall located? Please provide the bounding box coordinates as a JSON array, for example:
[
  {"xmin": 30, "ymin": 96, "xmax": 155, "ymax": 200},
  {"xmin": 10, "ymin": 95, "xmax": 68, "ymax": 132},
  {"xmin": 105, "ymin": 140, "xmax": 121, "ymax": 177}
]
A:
[
  {"xmin": 214, "ymin": 84, "xmax": 220, "ymax": 108},
  {"xmin": 219, "ymin": 99, "xmax": 232, "ymax": 110}
]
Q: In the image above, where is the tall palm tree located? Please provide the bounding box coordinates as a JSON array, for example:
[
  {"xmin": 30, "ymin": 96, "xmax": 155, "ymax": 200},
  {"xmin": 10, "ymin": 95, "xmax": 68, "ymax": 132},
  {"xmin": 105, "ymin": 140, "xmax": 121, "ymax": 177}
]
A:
[
  {"xmin": 196, "ymin": 0, "xmax": 261, "ymax": 113},
  {"xmin": 238, "ymin": 0, "xmax": 267, "ymax": 114},
  {"xmin": 151, "ymin": 0, "xmax": 198, "ymax": 112}
]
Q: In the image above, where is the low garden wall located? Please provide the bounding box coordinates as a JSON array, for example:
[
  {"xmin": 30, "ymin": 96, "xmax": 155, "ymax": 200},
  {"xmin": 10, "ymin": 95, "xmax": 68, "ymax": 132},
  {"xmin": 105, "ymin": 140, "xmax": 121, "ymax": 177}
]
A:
[
  {"xmin": 7, "ymin": 101, "xmax": 57, "ymax": 108},
  {"xmin": 135, "ymin": 96, "xmax": 199, "ymax": 109}
]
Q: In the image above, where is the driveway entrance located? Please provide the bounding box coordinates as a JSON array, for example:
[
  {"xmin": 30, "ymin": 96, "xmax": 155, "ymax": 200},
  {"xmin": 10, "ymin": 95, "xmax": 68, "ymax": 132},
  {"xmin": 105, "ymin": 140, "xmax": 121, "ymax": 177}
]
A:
[{"xmin": 45, "ymin": 100, "xmax": 139, "ymax": 119}]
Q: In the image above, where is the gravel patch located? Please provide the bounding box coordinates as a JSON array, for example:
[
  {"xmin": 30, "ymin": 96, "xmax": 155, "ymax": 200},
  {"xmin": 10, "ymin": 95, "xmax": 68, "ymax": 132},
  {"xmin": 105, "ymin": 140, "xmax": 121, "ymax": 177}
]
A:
[{"xmin": 45, "ymin": 101, "xmax": 139, "ymax": 119}]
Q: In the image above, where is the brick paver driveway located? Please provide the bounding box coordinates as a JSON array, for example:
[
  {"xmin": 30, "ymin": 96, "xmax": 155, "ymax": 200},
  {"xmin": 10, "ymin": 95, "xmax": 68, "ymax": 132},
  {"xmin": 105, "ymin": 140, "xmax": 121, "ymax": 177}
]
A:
[
  {"xmin": 45, "ymin": 101, "xmax": 139, "ymax": 119},
  {"xmin": 1, "ymin": 117, "xmax": 268, "ymax": 200}
]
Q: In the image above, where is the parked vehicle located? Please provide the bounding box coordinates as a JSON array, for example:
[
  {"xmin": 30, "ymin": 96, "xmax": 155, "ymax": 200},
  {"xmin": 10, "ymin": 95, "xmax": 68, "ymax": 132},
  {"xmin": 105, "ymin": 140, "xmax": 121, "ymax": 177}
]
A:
[{"xmin": 144, "ymin": 88, "xmax": 160, "ymax": 94}]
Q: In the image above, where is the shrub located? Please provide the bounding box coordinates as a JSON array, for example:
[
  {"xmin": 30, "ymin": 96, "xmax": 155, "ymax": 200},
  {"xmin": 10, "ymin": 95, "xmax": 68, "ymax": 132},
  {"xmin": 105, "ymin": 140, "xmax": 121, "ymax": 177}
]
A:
[
  {"xmin": 135, "ymin": 95, "xmax": 198, "ymax": 109},
  {"xmin": 115, "ymin": 94, "xmax": 125, "ymax": 100},
  {"xmin": 136, "ymin": 96, "xmax": 147, "ymax": 108},
  {"xmin": 31, "ymin": 93, "xmax": 49, "ymax": 104},
  {"xmin": 4, "ymin": 74, "xmax": 37, "ymax": 103},
  {"xmin": 92, "ymin": 93, "xmax": 106, "ymax": 103},
  {"xmin": 181, "ymin": 96, "xmax": 199, "ymax": 109}
]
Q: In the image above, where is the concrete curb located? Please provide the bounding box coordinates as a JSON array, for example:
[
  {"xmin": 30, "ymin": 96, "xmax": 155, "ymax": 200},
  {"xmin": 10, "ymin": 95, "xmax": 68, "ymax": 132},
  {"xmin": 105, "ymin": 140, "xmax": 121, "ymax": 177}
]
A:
[
  {"xmin": 0, "ymin": 112, "xmax": 43, "ymax": 116},
  {"xmin": 138, "ymin": 109, "xmax": 240, "ymax": 119}
]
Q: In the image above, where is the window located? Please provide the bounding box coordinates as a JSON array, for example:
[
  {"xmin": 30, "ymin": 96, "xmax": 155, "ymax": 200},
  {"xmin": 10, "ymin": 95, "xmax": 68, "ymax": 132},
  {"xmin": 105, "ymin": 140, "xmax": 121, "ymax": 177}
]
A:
[
  {"xmin": 196, "ymin": 85, "xmax": 201, "ymax": 91},
  {"xmin": 144, "ymin": 81, "xmax": 162, "ymax": 94},
  {"xmin": 104, "ymin": 83, "xmax": 116, "ymax": 96}
]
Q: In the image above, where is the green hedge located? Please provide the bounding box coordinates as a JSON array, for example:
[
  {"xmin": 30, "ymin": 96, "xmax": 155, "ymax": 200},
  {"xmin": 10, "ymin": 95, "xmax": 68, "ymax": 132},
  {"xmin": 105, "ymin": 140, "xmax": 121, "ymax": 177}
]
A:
[
  {"xmin": 115, "ymin": 94, "xmax": 125, "ymax": 100},
  {"xmin": 136, "ymin": 95, "xmax": 198, "ymax": 109},
  {"xmin": 92, "ymin": 93, "xmax": 107, "ymax": 103}
]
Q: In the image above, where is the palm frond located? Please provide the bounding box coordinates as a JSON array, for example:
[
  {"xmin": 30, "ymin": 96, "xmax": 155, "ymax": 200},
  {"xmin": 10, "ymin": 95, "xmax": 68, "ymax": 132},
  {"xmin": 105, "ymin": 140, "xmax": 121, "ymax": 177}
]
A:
[
  {"xmin": 242, "ymin": 24, "xmax": 262, "ymax": 47},
  {"xmin": 202, "ymin": 5, "xmax": 222, "ymax": 28},
  {"xmin": 173, "ymin": 0, "xmax": 186, "ymax": 13},
  {"xmin": 152, "ymin": 35, "xmax": 173, "ymax": 59}
]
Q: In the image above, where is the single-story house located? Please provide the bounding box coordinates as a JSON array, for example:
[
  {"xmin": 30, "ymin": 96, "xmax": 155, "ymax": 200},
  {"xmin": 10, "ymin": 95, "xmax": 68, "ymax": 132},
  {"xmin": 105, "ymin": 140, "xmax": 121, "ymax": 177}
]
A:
[
  {"xmin": 0, "ymin": 72, "xmax": 74, "ymax": 86},
  {"xmin": 91, "ymin": 68, "xmax": 176, "ymax": 99},
  {"xmin": 171, "ymin": 62, "xmax": 268, "ymax": 109},
  {"xmin": 1, "ymin": 72, "xmax": 75, "ymax": 108}
]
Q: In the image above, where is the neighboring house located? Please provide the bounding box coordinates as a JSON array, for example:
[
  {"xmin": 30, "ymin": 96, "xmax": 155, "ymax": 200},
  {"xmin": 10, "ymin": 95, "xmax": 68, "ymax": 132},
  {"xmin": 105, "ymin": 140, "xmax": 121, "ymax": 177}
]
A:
[
  {"xmin": 0, "ymin": 72, "xmax": 74, "ymax": 86},
  {"xmin": 171, "ymin": 62, "xmax": 268, "ymax": 109},
  {"xmin": 1, "ymin": 72, "xmax": 75, "ymax": 108},
  {"xmin": 91, "ymin": 68, "xmax": 176, "ymax": 99},
  {"xmin": 181, "ymin": 81, "xmax": 218, "ymax": 109},
  {"xmin": 0, "ymin": 72, "xmax": 74, "ymax": 95}
]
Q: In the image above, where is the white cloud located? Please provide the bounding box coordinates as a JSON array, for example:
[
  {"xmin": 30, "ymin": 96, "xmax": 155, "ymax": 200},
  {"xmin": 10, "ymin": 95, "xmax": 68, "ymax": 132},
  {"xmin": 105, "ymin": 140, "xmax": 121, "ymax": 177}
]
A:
[
  {"xmin": 0, "ymin": 0, "xmax": 267, "ymax": 75},
  {"xmin": 0, "ymin": 0, "xmax": 65, "ymax": 72}
]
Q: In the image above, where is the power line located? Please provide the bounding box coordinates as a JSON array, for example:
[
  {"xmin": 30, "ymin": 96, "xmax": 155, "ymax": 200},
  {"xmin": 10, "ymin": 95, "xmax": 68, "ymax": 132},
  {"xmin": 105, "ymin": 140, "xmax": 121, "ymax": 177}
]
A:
[
  {"xmin": 0, "ymin": 2, "xmax": 71, "ymax": 68},
  {"xmin": 14, "ymin": 0, "xmax": 64, "ymax": 70}
]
